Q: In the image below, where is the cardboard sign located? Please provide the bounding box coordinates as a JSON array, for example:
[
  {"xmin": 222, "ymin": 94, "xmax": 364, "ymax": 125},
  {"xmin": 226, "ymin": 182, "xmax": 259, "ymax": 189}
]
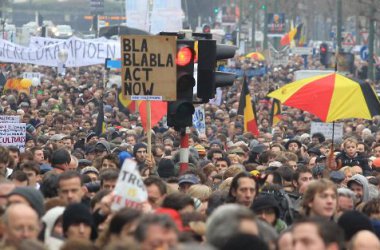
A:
[
  {"xmin": 0, "ymin": 123, "xmax": 26, "ymax": 152},
  {"xmin": 121, "ymin": 35, "xmax": 176, "ymax": 101},
  {"xmin": 193, "ymin": 105, "xmax": 206, "ymax": 135},
  {"xmin": 310, "ymin": 122, "xmax": 343, "ymax": 143},
  {"xmin": 111, "ymin": 159, "xmax": 148, "ymax": 211}
]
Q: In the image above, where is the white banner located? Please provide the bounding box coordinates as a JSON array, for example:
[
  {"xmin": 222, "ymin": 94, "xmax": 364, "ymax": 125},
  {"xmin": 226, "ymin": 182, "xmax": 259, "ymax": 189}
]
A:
[
  {"xmin": 0, "ymin": 116, "xmax": 20, "ymax": 123},
  {"xmin": 0, "ymin": 123, "xmax": 26, "ymax": 152},
  {"xmin": 193, "ymin": 105, "xmax": 206, "ymax": 135},
  {"xmin": 310, "ymin": 122, "xmax": 344, "ymax": 143},
  {"xmin": 0, "ymin": 36, "xmax": 120, "ymax": 67},
  {"xmin": 150, "ymin": 0, "xmax": 183, "ymax": 34},
  {"xmin": 111, "ymin": 159, "xmax": 148, "ymax": 211}
]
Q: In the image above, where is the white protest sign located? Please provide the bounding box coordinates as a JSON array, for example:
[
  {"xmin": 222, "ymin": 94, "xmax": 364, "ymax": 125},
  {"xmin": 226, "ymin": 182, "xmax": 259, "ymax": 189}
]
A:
[
  {"xmin": 22, "ymin": 72, "xmax": 43, "ymax": 80},
  {"xmin": 0, "ymin": 123, "xmax": 26, "ymax": 152},
  {"xmin": 0, "ymin": 116, "xmax": 20, "ymax": 123},
  {"xmin": 209, "ymin": 88, "xmax": 223, "ymax": 106},
  {"xmin": 111, "ymin": 159, "xmax": 148, "ymax": 211},
  {"xmin": 120, "ymin": 35, "xmax": 177, "ymax": 101},
  {"xmin": 310, "ymin": 122, "xmax": 343, "ymax": 142},
  {"xmin": 0, "ymin": 36, "xmax": 120, "ymax": 67},
  {"xmin": 193, "ymin": 105, "xmax": 206, "ymax": 135}
]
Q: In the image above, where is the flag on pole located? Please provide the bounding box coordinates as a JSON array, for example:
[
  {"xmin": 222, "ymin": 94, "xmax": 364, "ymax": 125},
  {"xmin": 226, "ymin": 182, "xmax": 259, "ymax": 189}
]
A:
[
  {"xmin": 238, "ymin": 76, "xmax": 259, "ymax": 136},
  {"xmin": 270, "ymin": 99, "xmax": 282, "ymax": 127},
  {"xmin": 280, "ymin": 23, "xmax": 302, "ymax": 46},
  {"xmin": 118, "ymin": 90, "xmax": 141, "ymax": 114},
  {"xmin": 139, "ymin": 101, "xmax": 167, "ymax": 131},
  {"xmin": 95, "ymin": 100, "xmax": 106, "ymax": 136}
]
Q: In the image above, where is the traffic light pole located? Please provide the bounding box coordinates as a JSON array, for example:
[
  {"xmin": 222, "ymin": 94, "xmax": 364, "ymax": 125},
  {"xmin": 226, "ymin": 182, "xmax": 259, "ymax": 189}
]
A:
[
  {"xmin": 368, "ymin": 7, "xmax": 375, "ymax": 81},
  {"xmin": 251, "ymin": 2, "xmax": 256, "ymax": 49},
  {"xmin": 179, "ymin": 127, "xmax": 190, "ymax": 174},
  {"xmin": 263, "ymin": 0, "xmax": 268, "ymax": 50},
  {"xmin": 336, "ymin": 0, "xmax": 342, "ymax": 53}
]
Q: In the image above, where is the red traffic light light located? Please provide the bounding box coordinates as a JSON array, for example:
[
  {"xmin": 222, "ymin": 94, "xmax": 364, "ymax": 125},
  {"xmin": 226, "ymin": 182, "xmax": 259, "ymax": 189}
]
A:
[
  {"xmin": 176, "ymin": 47, "xmax": 193, "ymax": 66},
  {"xmin": 320, "ymin": 47, "xmax": 327, "ymax": 53}
]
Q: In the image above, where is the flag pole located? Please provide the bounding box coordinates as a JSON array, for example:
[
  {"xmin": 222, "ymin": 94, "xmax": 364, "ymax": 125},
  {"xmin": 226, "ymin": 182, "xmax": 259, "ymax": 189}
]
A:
[{"xmin": 147, "ymin": 100, "xmax": 152, "ymax": 155}]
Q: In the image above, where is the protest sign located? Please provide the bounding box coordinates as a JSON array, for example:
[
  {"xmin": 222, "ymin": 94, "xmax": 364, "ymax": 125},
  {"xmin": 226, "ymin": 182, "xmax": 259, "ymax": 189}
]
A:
[
  {"xmin": 120, "ymin": 35, "xmax": 176, "ymax": 101},
  {"xmin": 111, "ymin": 159, "xmax": 148, "ymax": 211},
  {"xmin": 0, "ymin": 36, "xmax": 120, "ymax": 67},
  {"xmin": 0, "ymin": 123, "xmax": 26, "ymax": 152},
  {"xmin": 193, "ymin": 105, "xmax": 206, "ymax": 135},
  {"xmin": 310, "ymin": 122, "xmax": 343, "ymax": 142},
  {"xmin": 0, "ymin": 116, "xmax": 20, "ymax": 123}
]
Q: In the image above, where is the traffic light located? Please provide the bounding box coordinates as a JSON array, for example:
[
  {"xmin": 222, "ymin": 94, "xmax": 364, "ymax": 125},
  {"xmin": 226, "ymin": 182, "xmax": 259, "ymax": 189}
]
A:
[
  {"xmin": 320, "ymin": 43, "xmax": 329, "ymax": 67},
  {"xmin": 167, "ymin": 40, "xmax": 196, "ymax": 130},
  {"xmin": 197, "ymin": 40, "xmax": 237, "ymax": 102}
]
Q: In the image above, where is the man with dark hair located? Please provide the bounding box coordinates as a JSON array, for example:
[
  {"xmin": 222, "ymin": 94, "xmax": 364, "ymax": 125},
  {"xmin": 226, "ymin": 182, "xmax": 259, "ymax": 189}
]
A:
[
  {"xmin": 21, "ymin": 161, "xmax": 41, "ymax": 189},
  {"xmin": 62, "ymin": 203, "xmax": 94, "ymax": 240},
  {"xmin": 312, "ymin": 132, "xmax": 326, "ymax": 145},
  {"xmin": 8, "ymin": 146, "xmax": 20, "ymax": 168},
  {"xmin": 99, "ymin": 169, "xmax": 119, "ymax": 191},
  {"xmin": 162, "ymin": 193, "xmax": 195, "ymax": 213},
  {"xmin": 30, "ymin": 146, "xmax": 44, "ymax": 165},
  {"xmin": 9, "ymin": 171, "xmax": 28, "ymax": 187},
  {"xmin": 144, "ymin": 176, "xmax": 167, "ymax": 209},
  {"xmin": 57, "ymin": 170, "xmax": 84, "ymax": 204},
  {"xmin": 292, "ymin": 217, "xmax": 344, "ymax": 250},
  {"xmin": 100, "ymin": 154, "xmax": 120, "ymax": 170},
  {"xmin": 0, "ymin": 146, "xmax": 12, "ymax": 178},
  {"xmin": 292, "ymin": 166, "xmax": 314, "ymax": 195},
  {"xmin": 227, "ymin": 172, "xmax": 258, "ymax": 207},
  {"xmin": 215, "ymin": 157, "xmax": 231, "ymax": 174},
  {"xmin": 135, "ymin": 214, "xmax": 179, "ymax": 250},
  {"xmin": 51, "ymin": 148, "xmax": 71, "ymax": 173}
]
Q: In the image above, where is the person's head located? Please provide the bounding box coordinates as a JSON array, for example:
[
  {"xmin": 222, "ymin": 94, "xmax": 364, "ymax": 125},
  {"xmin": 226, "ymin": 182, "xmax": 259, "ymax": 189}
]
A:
[
  {"xmin": 362, "ymin": 197, "xmax": 380, "ymax": 219},
  {"xmin": 292, "ymin": 217, "xmax": 344, "ymax": 250},
  {"xmin": 302, "ymin": 179, "xmax": 337, "ymax": 218},
  {"xmin": 347, "ymin": 174, "xmax": 369, "ymax": 205},
  {"xmin": 372, "ymin": 143, "xmax": 380, "ymax": 157},
  {"xmin": 311, "ymin": 132, "xmax": 325, "ymax": 144},
  {"xmin": 135, "ymin": 214, "xmax": 179, "ymax": 250},
  {"xmin": 349, "ymin": 230, "xmax": 380, "ymax": 250},
  {"xmin": 343, "ymin": 137, "xmax": 358, "ymax": 157},
  {"xmin": 126, "ymin": 134, "xmax": 137, "ymax": 146},
  {"xmin": 20, "ymin": 161, "xmax": 41, "ymax": 187},
  {"xmin": 7, "ymin": 186, "xmax": 45, "ymax": 218},
  {"xmin": 251, "ymin": 195, "xmax": 280, "ymax": 226},
  {"xmin": 9, "ymin": 170, "xmax": 28, "ymax": 186},
  {"xmin": 0, "ymin": 146, "xmax": 10, "ymax": 176},
  {"xmin": 100, "ymin": 154, "xmax": 120, "ymax": 170},
  {"xmin": 144, "ymin": 176, "xmax": 167, "ymax": 209},
  {"xmin": 228, "ymin": 172, "xmax": 258, "ymax": 207},
  {"xmin": 336, "ymin": 187, "xmax": 356, "ymax": 216},
  {"xmin": 206, "ymin": 204, "xmax": 259, "ymax": 249},
  {"xmin": 215, "ymin": 157, "xmax": 231, "ymax": 174},
  {"xmin": 62, "ymin": 203, "xmax": 94, "ymax": 240},
  {"xmin": 162, "ymin": 192, "xmax": 195, "ymax": 213},
  {"xmin": 99, "ymin": 169, "xmax": 119, "ymax": 191},
  {"xmin": 2, "ymin": 203, "xmax": 41, "ymax": 247},
  {"xmin": 293, "ymin": 166, "xmax": 313, "ymax": 193},
  {"xmin": 51, "ymin": 148, "xmax": 71, "ymax": 172},
  {"xmin": 285, "ymin": 139, "xmax": 301, "ymax": 153},
  {"xmin": 107, "ymin": 208, "xmax": 142, "ymax": 243},
  {"xmin": 133, "ymin": 143, "xmax": 148, "ymax": 164},
  {"xmin": 8, "ymin": 146, "xmax": 20, "ymax": 166},
  {"xmin": 57, "ymin": 170, "xmax": 84, "ymax": 204},
  {"xmin": 178, "ymin": 174, "xmax": 200, "ymax": 193}
]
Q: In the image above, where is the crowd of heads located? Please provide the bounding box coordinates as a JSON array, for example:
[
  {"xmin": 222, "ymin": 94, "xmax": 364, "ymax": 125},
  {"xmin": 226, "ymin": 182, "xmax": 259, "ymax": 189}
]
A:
[{"xmin": 0, "ymin": 54, "xmax": 379, "ymax": 249}]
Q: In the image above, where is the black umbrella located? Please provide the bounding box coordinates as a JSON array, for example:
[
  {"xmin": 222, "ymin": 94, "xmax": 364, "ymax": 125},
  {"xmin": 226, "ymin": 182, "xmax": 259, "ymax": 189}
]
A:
[{"xmin": 99, "ymin": 25, "xmax": 151, "ymax": 38}]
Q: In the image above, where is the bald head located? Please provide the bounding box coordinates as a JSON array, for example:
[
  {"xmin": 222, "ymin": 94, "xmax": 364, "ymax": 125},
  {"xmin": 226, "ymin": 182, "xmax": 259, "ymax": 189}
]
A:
[{"xmin": 351, "ymin": 230, "xmax": 380, "ymax": 250}]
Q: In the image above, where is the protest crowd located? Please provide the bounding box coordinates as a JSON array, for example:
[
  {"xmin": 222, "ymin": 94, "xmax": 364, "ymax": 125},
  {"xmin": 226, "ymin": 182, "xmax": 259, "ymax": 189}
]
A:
[{"xmin": 0, "ymin": 53, "xmax": 380, "ymax": 250}]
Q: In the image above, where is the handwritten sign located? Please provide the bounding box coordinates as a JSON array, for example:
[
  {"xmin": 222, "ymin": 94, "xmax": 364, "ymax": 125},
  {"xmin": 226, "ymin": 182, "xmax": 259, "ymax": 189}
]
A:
[
  {"xmin": 121, "ymin": 35, "xmax": 176, "ymax": 101},
  {"xmin": 0, "ymin": 116, "xmax": 20, "ymax": 123},
  {"xmin": 0, "ymin": 123, "xmax": 26, "ymax": 152},
  {"xmin": 310, "ymin": 122, "xmax": 343, "ymax": 143},
  {"xmin": 111, "ymin": 159, "xmax": 148, "ymax": 211},
  {"xmin": 193, "ymin": 105, "xmax": 206, "ymax": 135}
]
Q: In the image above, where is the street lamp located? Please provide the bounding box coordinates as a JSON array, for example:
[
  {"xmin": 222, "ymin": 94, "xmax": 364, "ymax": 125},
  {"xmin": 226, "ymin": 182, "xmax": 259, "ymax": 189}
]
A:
[{"xmin": 57, "ymin": 49, "xmax": 68, "ymax": 76}]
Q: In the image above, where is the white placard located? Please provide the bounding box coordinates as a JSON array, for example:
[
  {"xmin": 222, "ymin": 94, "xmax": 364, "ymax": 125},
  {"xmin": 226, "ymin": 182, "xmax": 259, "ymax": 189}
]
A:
[
  {"xmin": 22, "ymin": 72, "xmax": 43, "ymax": 80},
  {"xmin": 310, "ymin": 122, "xmax": 343, "ymax": 142},
  {"xmin": 0, "ymin": 123, "xmax": 26, "ymax": 152},
  {"xmin": 111, "ymin": 159, "xmax": 148, "ymax": 211},
  {"xmin": 193, "ymin": 105, "xmax": 206, "ymax": 135},
  {"xmin": 0, "ymin": 116, "xmax": 20, "ymax": 123}
]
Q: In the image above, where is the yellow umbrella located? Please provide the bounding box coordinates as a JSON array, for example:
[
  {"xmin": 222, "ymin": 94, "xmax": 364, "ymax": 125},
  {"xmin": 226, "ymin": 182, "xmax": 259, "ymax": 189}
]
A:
[{"xmin": 245, "ymin": 52, "xmax": 265, "ymax": 61}]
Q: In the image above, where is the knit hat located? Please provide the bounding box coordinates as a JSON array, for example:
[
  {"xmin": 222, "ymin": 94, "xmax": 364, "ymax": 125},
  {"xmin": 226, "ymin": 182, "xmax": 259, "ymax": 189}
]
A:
[
  {"xmin": 157, "ymin": 159, "xmax": 175, "ymax": 178},
  {"xmin": 337, "ymin": 210, "xmax": 374, "ymax": 241},
  {"xmin": 133, "ymin": 142, "xmax": 147, "ymax": 157},
  {"xmin": 119, "ymin": 151, "xmax": 132, "ymax": 166},
  {"xmin": 193, "ymin": 144, "xmax": 206, "ymax": 157},
  {"xmin": 221, "ymin": 233, "xmax": 269, "ymax": 250},
  {"xmin": 251, "ymin": 195, "xmax": 280, "ymax": 219},
  {"xmin": 62, "ymin": 203, "xmax": 94, "ymax": 236},
  {"xmin": 80, "ymin": 166, "xmax": 99, "ymax": 176},
  {"xmin": 8, "ymin": 187, "xmax": 45, "ymax": 218}
]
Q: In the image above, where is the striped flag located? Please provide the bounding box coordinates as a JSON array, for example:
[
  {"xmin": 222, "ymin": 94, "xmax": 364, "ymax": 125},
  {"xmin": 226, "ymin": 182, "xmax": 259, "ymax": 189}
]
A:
[
  {"xmin": 95, "ymin": 100, "xmax": 106, "ymax": 136},
  {"xmin": 270, "ymin": 99, "xmax": 282, "ymax": 127},
  {"xmin": 280, "ymin": 23, "xmax": 302, "ymax": 46},
  {"xmin": 118, "ymin": 89, "xmax": 141, "ymax": 114},
  {"xmin": 238, "ymin": 76, "xmax": 259, "ymax": 136}
]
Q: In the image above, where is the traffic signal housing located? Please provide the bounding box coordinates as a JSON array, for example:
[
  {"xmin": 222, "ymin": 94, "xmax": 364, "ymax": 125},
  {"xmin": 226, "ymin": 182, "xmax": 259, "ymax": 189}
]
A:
[
  {"xmin": 320, "ymin": 43, "xmax": 329, "ymax": 67},
  {"xmin": 167, "ymin": 40, "xmax": 196, "ymax": 130},
  {"xmin": 197, "ymin": 40, "xmax": 237, "ymax": 103}
]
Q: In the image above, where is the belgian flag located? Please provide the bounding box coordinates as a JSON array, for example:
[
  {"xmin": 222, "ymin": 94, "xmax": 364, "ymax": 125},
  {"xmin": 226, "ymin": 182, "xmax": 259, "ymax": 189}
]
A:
[
  {"xmin": 238, "ymin": 76, "xmax": 259, "ymax": 136},
  {"xmin": 118, "ymin": 89, "xmax": 141, "ymax": 114},
  {"xmin": 270, "ymin": 99, "xmax": 282, "ymax": 127},
  {"xmin": 95, "ymin": 99, "xmax": 106, "ymax": 136}
]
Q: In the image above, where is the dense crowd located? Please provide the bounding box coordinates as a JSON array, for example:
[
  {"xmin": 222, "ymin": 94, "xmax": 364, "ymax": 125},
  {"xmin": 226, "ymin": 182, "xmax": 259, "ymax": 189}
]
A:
[{"xmin": 0, "ymin": 54, "xmax": 379, "ymax": 250}]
